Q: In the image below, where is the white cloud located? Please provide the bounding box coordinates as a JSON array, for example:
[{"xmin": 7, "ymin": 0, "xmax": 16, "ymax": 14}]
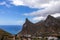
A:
[
  {"xmin": 0, "ymin": 1, "xmax": 6, "ymax": 5},
  {"xmin": 23, "ymin": 0, "xmax": 60, "ymax": 17},
  {"xmin": 7, "ymin": 0, "xmax": 60, "ymax": 22},
  {"xmin": 9, "ymin": 0, "xmax": 24, "ymax": 6},
  {"xmin": 51, "ymin": 13, "xmax": 60, "ymax": 17},
  {"xmin": 8, "ymin": 0, "xmax": 60, "ymax": 8},
  {"xmin": 32, "ymin": 16, "xmax": 45, "ymax": 21},
  {"xmin": 0, "ymin": 1, "xmax": 11, "ymax": 8}
]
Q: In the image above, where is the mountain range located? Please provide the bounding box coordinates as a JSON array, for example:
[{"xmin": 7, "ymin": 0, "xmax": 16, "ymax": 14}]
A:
[
  {"xmin": 0, "ymin": 15, "xmax": 60, "ymax": 40},
  {"xmin": 18, "ymin": 15, "xmax": 60, "ymax": 37}
]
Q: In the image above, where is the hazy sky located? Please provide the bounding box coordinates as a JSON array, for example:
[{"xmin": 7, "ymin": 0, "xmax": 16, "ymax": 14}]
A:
[{"xmin": 0, "ymin": 0, "xmax": 60, "ymax": 25}]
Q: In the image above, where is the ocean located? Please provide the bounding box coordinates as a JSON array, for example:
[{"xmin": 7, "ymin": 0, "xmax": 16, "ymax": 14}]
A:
[{"xmin": 0, "ymin": 25, "xmax": 22, "ymax": 35}]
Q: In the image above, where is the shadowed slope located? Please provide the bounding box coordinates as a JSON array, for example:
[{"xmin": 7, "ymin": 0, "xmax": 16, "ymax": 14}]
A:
[{"xmin": 0, "ymin": 29, "xmax": 15, "ymax": 40}]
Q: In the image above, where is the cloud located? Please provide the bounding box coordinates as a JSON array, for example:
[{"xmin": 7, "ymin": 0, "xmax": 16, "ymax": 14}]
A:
[
  {"xmin": 1, "ymin": 0, "xmax": 60, "ymax": 22},
  {"xmin": 9, "ymin": 0, "xmax": 24, "ymax": 6},
  {"xmin": 8, "ymin": 0, "xmax": 60, "ymax": 16},
  {"xmin": 0, "ymin": 1, "xmax": 6, "ymax": 5},
  {"xmin": 32, "ymin": 16, "xmax": 46, "ymax": 22},
  {"xmin": 25, "ymin": 1, "xmax": 60, "ymax": 13},
  {"xmin": 23, "ymin": 0, "xmax": 60, "ymax": 18},
  {"xmin": 18, "ymin": 0, "xmax": 60, "ymax": 22},
  {"xmin": 8, "ymin": 0, "xmax": 60, "ymax": 8},
  {"xmin": 0, "ymin": 1, "xmax": 11, "ymax": 8},
  {"xmin": 51, "ymin": 13, "xmax": 60, "ymax": 17}
]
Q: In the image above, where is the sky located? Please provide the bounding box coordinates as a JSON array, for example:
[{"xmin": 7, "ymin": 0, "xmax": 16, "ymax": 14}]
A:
[{"xmin": 0, "ymin": 0, "xmax": 60, "ymax": 25}]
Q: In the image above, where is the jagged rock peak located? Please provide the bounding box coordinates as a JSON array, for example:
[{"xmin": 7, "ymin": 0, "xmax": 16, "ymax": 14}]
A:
[
  {"xmin": 45, "ymin": 15, "xmax": 55, "ymax": 21},
  {"xmin": 25, "ymin": 18, "xmax": 33, "ymax": 24},
  {"xmin": 47, "ymin": 15, "xmax": 54, "ymax": 19},
  {"xmin": 26, "ymin": 18, "xmax": 29, "ymax": 22}
]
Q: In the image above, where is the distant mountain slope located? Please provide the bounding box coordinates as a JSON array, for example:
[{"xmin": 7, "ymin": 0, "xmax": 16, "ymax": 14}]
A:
[
  {"xmin": 0, "ymin": 29, "xmax": 14, "ymax": 40},
  {"xmin": 0, "ymin": 29, "xmax": 12, "ymax": 35}
]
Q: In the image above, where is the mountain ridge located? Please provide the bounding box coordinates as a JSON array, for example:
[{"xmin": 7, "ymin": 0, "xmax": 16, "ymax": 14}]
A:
[{"xmin": 18, "ymin": 15, "xmax": 60, "ymax": 37}]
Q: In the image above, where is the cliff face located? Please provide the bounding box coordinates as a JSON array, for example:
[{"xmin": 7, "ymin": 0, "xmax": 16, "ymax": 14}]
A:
[
  {"xmin": 18, "ymin": 18, "xmax": 35, "ymax": 36},
  {"xmin": 44, "ymin": 15, "xmax": 60, "ymax": 33},
  {"xmin": 18, "ymin": 15, "xmax": 60, "ymax": 37},
  {"xmin": 0, "ymin": 15, "xmax": 60, "ymax": 40},
  {"xmin": 44, "ymin": 15, "xmax": 60, "ymax": 26}
]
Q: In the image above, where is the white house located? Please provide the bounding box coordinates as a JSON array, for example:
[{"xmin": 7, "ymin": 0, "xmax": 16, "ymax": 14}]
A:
[{"xmin": 47, "ymin": 36, "xmax": 58, "ymax": 40}]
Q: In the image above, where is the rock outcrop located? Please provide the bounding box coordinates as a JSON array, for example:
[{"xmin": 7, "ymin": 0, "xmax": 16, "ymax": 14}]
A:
[
  {"xmin": 18, "ymin": 18, "xmax": 35, "ymax": 36},
  {"xmin": 0, "ymin": 15, "xmax": 60, "ymax": 40},
  {"xmin": 18, "ymin": 15, "xmax": 60, "ymax": 37}
]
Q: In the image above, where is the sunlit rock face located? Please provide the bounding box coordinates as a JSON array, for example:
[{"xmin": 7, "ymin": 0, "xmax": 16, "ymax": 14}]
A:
[{"xmin": 18, "ymin": 15, "xmax": 60, "ymax": 37}]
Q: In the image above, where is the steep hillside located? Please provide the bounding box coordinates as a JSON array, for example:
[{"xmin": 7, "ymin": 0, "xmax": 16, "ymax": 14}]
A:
[
  {"xmin": 18, "ymin": 15, "xmax": 60, "ymax": 37},
  {"xmin": 0, "ymin": 29, "xmax": 15, "ymax": 40}
]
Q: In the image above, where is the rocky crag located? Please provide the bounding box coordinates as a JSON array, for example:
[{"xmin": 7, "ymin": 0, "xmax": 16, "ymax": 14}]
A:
[
  {"xmin": 18, "ymin": 15, "xmax": 60, "ymax": 37},
  {"xmin": 0, "ymin": 15, "xmax": 60, "ymax": 40}
]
